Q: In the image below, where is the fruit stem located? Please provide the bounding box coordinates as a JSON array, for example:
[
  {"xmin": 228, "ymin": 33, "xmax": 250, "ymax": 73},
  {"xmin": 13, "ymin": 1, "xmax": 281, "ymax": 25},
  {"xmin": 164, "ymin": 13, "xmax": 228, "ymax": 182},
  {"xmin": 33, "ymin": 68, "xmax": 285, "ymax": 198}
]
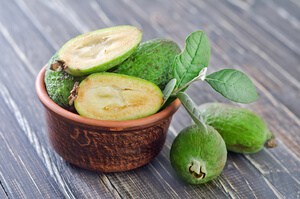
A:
[{"xmin": 176, "ymin": 92, "xmax": 208, "ymax": 133}]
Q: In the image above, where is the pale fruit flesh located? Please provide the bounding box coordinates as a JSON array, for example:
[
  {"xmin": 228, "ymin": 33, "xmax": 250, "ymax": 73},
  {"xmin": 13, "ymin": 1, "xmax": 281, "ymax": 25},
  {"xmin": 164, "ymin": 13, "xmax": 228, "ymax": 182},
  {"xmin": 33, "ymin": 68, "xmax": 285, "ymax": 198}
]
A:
[
  {"xmin": 74, "ymin": 73, "xmax": 163, "ymax": 120},
  {"xmin": 58, "ymin": 26, "xmax": 142, "ymax": 76}
]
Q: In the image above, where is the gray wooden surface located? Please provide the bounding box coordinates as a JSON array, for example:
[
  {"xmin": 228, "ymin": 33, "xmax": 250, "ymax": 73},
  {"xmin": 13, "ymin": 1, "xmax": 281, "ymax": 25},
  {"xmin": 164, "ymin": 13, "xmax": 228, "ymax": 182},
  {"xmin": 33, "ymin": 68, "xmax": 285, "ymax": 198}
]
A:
[{"xmin": 0, "ymin": 0, "xmax": 299, "ymax": 198}]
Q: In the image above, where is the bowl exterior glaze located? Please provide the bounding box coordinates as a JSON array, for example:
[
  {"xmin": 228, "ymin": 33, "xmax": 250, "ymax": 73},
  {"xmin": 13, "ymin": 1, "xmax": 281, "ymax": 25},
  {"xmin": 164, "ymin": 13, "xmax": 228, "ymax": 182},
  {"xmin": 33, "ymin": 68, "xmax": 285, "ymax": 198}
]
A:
[{"xmin": 36, "ymin": 67, "xmax": 180, "ymax": 172}]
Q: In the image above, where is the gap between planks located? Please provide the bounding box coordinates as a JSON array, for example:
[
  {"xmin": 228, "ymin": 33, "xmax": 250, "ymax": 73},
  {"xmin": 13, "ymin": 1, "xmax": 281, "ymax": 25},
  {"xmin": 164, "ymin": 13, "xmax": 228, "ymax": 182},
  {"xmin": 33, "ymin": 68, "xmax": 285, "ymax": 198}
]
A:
[
  {"xmin": 98, "ymin": 175, "xmax": 122, "ymax": 199},
  {"xmin": 0, "ymin": 180, "xmax": 9, "ymax": 199}
]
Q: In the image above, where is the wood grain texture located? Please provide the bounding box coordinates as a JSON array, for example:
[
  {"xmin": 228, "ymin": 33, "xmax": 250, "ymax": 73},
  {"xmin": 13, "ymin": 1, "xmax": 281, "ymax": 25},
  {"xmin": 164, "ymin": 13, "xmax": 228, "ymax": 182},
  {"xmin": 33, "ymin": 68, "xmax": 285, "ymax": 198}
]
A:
[
  {"xmin": 0, "ymin": 182, "xmax": 8, "ymax": 199},
  {"xmin": 0, "ymin": 0, "xmax": 299, "ymax": 198},
  {"xmin": 0, "ymin": 1, "xmax": 113, "ymax": 198}
]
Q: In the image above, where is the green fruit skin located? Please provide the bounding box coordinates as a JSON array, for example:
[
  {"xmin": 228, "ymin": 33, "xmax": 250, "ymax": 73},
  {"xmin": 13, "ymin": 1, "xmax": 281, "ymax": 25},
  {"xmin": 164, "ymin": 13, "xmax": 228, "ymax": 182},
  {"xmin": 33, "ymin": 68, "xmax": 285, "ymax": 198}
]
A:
[
  {"xmin": 44, "ymin": 54, "xmax": 84, "ymax": 109},
  {"xmin": 115, "ymin": 39, "xmax": 181, "ymax": 90},
  {"xmin": 59, "ymin": 26, "xmax": 142, "ymax": 76},
  {"xmin": 170, "ymin": 125, "xmax": 227, "ymax": 184},
  {"xmin": 198, "ymin": 103, "xmax": 273, "ymax": 154}
]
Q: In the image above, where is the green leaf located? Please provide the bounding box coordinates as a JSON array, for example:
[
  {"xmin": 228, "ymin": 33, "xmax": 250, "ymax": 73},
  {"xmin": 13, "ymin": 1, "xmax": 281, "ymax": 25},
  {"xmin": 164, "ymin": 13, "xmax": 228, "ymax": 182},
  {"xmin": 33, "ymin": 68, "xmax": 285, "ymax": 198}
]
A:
[
  {"xmin": 161, "ymin": 78, "xmax": 177, "ymax": 108},
  {"xmin": 173, "ymin": 31, "xmax": 210, "ymax": 90},
  {"xmin": 205, "ymin": 69, "xmax": 258, "ymax": 103},
  {"xmin": 176, "ymin": 92, "xmax": 207, "ymax": 133}
]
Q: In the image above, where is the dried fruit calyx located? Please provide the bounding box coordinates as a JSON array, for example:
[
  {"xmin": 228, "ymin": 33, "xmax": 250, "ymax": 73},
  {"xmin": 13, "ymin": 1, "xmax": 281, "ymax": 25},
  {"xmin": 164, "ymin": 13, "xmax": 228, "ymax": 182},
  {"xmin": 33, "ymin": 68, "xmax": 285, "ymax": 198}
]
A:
[{"xmin": 188, "ymin": 159, "xmax": 206, "ymax": 179}]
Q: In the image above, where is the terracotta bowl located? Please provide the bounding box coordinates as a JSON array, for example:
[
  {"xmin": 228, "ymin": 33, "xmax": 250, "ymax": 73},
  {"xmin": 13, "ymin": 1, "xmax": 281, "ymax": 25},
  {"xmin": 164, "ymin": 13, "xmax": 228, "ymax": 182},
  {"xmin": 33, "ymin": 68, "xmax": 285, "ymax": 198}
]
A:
[{"xmin": 35, "ymin": 67, "xmax": 181, "ymax": 172}]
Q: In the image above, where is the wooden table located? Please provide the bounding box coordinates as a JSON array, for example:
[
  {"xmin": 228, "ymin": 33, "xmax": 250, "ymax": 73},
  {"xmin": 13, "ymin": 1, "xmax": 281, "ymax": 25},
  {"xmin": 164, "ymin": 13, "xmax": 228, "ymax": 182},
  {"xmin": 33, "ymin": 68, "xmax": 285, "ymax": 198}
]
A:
[{"xmin": 1, "ymin": 0, "xmax": 299, "ymax": 198}]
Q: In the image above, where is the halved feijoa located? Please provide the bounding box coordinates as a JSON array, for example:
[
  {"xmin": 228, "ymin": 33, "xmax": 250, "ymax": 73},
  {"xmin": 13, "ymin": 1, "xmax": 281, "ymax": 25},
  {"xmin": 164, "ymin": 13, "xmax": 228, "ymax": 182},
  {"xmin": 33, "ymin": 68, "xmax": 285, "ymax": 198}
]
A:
[
  {"xmin": 74, "ymin": 73, "xmax": 163, "ymax": 120},
  {"xmin": 58, "ymin": 26, "xmax": 142, "ymax": 76}
]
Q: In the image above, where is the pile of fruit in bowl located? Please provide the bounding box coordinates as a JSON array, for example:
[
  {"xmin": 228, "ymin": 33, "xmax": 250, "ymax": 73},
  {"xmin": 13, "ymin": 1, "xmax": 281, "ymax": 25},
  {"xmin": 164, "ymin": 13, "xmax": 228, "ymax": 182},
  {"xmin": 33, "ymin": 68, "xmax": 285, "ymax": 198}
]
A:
[{"xmin": 36, "ymin": 25, "xmax": 276, "ymax": 182}]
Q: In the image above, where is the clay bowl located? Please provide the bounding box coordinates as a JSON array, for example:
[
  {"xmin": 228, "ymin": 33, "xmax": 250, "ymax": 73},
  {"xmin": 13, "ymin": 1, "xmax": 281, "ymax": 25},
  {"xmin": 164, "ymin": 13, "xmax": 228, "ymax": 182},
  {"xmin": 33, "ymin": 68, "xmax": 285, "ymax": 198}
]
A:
[{"xmin": 35, "ymin": 66, "xmax": 181, "ymax": 172}]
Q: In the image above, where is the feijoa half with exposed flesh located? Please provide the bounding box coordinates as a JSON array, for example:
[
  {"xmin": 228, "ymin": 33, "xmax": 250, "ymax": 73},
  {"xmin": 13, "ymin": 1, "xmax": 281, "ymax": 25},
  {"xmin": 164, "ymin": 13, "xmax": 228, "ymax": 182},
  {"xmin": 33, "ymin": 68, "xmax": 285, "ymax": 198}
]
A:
[
  {"xmin": 74, "ymin": 73, "xmax": 163, "ymax": 120},
  {"xmin": 58, "ymin": 26, "xmax": 142, "ymax": 76}
]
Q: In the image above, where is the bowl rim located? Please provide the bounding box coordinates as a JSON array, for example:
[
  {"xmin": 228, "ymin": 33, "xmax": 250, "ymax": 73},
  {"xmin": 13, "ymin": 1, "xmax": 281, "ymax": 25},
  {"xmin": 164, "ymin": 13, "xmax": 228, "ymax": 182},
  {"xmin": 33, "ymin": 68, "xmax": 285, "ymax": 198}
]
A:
[{"xmin": 35, "ymin": 66, "xmax": 181, "ymax": 129}]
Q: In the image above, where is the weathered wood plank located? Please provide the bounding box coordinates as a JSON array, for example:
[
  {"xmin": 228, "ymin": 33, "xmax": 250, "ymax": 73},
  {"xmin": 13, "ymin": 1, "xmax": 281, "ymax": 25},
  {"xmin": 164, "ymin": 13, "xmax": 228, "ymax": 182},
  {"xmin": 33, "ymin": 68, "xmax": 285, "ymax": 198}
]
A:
[
  {"xmin": 10, "ymin": 0, "xmax": 221, "ymax": 198},
  {"xmin": 0, "ymin": 139, "xmax": 61, "ymax": 199},
  {"xmin": 0, "ymin": 3, "xmax": 114, "ymax": 198},
  {"xmin": 0, "ymin": 1, "xmax": 54, "ymax": 74},
  {"xmin": 117, "ymin": 0, "xmax": 300, "ymax": 197},
  {"xmin": 181, "ymin": 31, "xmax": 300, "ymax": 198},
  {"xmin": 165, "ymin": 129, "xmax": 281, "ymax": 199},
  {"xmin": 164, "ymin": 0, "xmax": 300, "ymax": 150},
  {"xmin": 0, "ymin": 1, "xmax": 117, "ymax": 198},
  {"xmin": 172, "ymin": 0, "xmax": 300, "ymax": 91},
  {"xmin": 51, "ymin": 1, "xmax": 225, "ymax": 198},
  {"xmin": 95, "ymin": 0, "xmax": 164, "ymax": 40},
  {"xmin": 200, "ymin": 0, "xmax": 300, "ymax": 119},
  {"xmin": 2, "ymin": 0, "xmax": 122, "ymax": 197},
  {"xmin": 47, "ymin": 0, "xmax": 224, "ymax": 198},
  {"xmin": 187, "ymin": 55, "xmax": 300, "ymax": 197},
  {"xmin": 14, "ymin": 0, "xmax": 227, "ymax": 197},
  {"xmin": 219, "ymin": 0, "xmax": 300, "ymax": 78},
  {"xmin": 245, "ymin": 151, "xmax": 300, "ymax": 199},
  {"xmin": 32, "ymin": 0, "xmax": 300, "ymax": 197},
  {"xmin": 77, "ymin": 0, "xmax": 300, "ymax": 197},
  {"xmin": 171, "ymin": 85, "xmax": 300, "ymax": 198},
  {"xmin": 123, "ymin": 0, "xmax": 300, "ymax": 157},
  {"xmin": 0, "ymin": 86, "xmax": 63, "ymax": 198},
  {"xmin": 103, "ymin": 138, "xmax": 230, "ymax": 199},
  {"xmin": 0, "ymin": 0, "xmax": 299, "ymax": 198},
  {"xmin": 226, "ymin": 0, "xmax": 300, "ymax": 53},
  {"xmin": 170, "ymin": 122, "xmax": 287, "ymax": 199},
  {"xmin": 14, "ymin": 0, "xmax": 89, "ymax": 48},
  {"xmin": 187, "ymin": 47, "xmax": 300, "ymax": 197},
  {"xmin": 272, "ymin": 0, "xmax": 300, "ymax": 21}
]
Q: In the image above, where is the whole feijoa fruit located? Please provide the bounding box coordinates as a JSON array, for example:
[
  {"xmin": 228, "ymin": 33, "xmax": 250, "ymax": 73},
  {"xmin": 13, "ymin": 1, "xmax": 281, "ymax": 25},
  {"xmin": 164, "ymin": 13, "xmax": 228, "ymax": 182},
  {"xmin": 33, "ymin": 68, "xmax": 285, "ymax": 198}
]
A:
[
  {"xmin": 74, "ymin": 72, "xmax": 163, "ymax": 120},
  {"xmin": 44, "ymin": 54, "xmax": 84, "ymax": 110},
  {"xmin": 198, "ymin": 103, "xmax": 274, "ymax": 154},
  {"xmin": 170, "ymin": 125, "xmax": 227, "ymax": 184},
  {"xmin": 115, "ymin": 39, "xmax": 180, "ymax": 90},
  {"xmin": 57, "ymin": 25, "xmax": 142, "ymax": 76}
]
